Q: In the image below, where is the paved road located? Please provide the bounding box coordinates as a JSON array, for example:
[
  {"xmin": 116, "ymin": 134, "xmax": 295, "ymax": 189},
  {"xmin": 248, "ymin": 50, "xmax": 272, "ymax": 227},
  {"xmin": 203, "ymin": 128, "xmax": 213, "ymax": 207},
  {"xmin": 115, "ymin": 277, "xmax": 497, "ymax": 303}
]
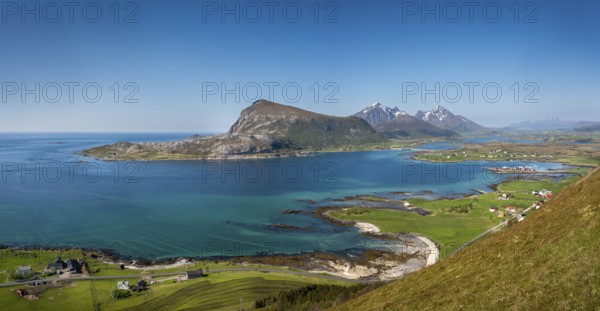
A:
[
  {"xmin": 0, "ymin": 268, "xmax": 368, "ymax": 288},
  {"xmin": 0, "ymin": 272, "xmax": 186, "ymax": 288}
]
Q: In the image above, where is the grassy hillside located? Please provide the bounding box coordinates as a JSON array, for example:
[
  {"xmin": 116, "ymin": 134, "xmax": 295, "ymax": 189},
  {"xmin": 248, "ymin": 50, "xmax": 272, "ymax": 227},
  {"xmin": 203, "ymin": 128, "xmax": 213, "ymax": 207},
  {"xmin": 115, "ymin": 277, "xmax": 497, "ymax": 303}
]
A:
[{"xmin": 334, "ymin": 168, "xmax": 600, "ymax": 310}]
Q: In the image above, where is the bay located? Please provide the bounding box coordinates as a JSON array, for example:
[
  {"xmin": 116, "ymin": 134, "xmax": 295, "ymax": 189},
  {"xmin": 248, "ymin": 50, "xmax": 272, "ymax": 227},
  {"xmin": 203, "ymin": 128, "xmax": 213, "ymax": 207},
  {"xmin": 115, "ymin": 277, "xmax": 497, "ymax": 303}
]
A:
[{"xmin": 0, "ymin": 133, "xmax": 569, "ymax": 259}]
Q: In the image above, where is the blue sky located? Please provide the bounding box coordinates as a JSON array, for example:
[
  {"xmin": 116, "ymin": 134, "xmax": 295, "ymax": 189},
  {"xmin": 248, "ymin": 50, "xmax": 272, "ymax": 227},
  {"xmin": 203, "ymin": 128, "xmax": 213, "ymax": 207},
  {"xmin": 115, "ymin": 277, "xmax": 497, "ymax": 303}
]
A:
[{"xmin": 0, "ymin": 0, "xmax": 599, "ymax": 132}]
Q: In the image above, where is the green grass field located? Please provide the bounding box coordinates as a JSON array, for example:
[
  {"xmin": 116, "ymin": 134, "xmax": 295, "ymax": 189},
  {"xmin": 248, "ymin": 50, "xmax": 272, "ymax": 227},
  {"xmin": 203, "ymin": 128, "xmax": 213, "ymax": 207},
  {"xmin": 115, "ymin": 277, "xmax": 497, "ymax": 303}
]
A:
[
  {"xmin": 328, "ymin": 176, "xmax": 579, "ymax": 257},
  {"xmin": 0, "ymin": 248, "xmax": 349, "ymax": 310},
  {"xmin": 497, "ymin": 175, "xmax": 580, "ymax": 193},
  {"xmin": 0, "ymin": 281, "xmax": 93, "ymax": 311},
  {"xmin": 0, "ymin": 271, "xmax": 348, "ymax": 311}
]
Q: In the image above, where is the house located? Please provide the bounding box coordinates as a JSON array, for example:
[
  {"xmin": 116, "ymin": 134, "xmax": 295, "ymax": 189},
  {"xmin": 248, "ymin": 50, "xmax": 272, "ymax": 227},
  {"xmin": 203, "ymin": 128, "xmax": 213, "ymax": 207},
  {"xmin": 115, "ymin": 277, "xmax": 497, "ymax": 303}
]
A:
[
  {"xmin": 535, "ymin": 189, "xmax": 553, "ymax": 198},
  {"xmin": 497, "ymin": 211, "xmax": 505, "ymax": 218},
  {"xmin": 176, "ymin": 270, "xmax": 203, "ymax": 283},
  {"xmin": 47, "ymin": 257, "xmax": 67, "ymax": 271},
  {"xmin": 489, "ymin": 207, "xmax": 499, "ymax": 213},
  {"xmin": 117, "ymin": 280, "xmax": 130, "ymax": 290},
  {"xmin": 506, "ymin": 206, "xmax": 517, "ymax": 213},
  {"xmin": 497, "ymin": 193, "xmax": 510, "ymax": 200},
  {"xmin": 17, "ymin": 266, "xmax": 31, "ymax": 276},
  {"xmin": 65, "ymin": 259, "xmax": 82, "ymax": 274},
  {"xmin": 131, "ymin": 280, "xmax": 148, "ymax": 292},
  {"xmin": 186, "ymin": 270, "xmax": 203, "ymax": 279}
]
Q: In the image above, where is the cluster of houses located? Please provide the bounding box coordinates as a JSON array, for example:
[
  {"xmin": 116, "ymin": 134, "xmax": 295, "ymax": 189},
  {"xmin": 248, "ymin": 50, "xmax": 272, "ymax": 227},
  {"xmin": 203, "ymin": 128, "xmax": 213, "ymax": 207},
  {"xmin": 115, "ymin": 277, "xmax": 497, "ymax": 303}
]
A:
[
  {"xmin": 15, "ymin": 256, "xmax": 88, "ymax": 281},
  {"xmin": 490, "ymin": 205, "xmax": 525, "ymax": 221},
  {"xmin": 480, "ymin": 149, "xmax": 554, "ymax": 159},
  {"xmin": 45, "ymin": 257, "xmax": 86, "ymax": 275},
  {"xmin": 117, "ymin": 279, "xmax": 149, "ymax": 292},
  {"xmin": 489, "ymin": 199, "xmax": 546, "ymax": 222},
  {"xmin": 532, "ymin": 189, "xmax": 553, "ymax": 198},
  {"xmin": 489, "ymin": 165, "xmax": 537, "ymax": 173},
  {"xmin": 114, "ymin": 270, "xmax": 203, "ymax": 295}
]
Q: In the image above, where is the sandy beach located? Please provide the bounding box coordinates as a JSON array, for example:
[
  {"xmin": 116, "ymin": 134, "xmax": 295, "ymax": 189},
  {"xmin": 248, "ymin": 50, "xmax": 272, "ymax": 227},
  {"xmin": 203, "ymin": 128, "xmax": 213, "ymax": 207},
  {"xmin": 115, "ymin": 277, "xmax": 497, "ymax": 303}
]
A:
[
  {"xmin": 355, "ymin": 221, "xmax": 439, "ymax": 267},
  {"xmin": 415, "ymin": 235, "xmax": 439, "ymax": 266},
  {"xmin": 354, "ymin": 222, "xmax": 381, "ymax": 234}
]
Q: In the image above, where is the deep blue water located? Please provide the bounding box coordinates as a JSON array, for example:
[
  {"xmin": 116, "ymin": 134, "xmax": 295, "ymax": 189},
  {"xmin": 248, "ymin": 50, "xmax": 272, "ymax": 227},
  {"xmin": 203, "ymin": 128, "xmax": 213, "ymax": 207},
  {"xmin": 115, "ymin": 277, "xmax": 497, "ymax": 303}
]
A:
[{"xmin": 0, "ymin": 133, "xmax": 569, "ymax": 259}]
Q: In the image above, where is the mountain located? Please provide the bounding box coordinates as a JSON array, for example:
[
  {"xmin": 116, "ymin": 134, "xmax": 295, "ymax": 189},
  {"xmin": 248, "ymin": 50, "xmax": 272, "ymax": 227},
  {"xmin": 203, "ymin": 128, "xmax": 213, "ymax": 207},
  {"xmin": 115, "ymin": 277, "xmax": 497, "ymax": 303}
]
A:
[
  {"xmin": 506, "ymin": 118, "xmax": 599, "ymax": 132},
  {"xmin": 335, "ymin": 168, "xmax": 600, "ymax": 310},
  {"xmin": 373, "ymin": 114, "xmax": 460, "ymax": 139},
  {"xmin": 228, "ymin": 100, "xmax": 384, "ymax": 149},
  {"xmin": 415, "ymin": 105, "xmax": 487, "ymax": 134},
  {"xmin": 352, "ymin": 103, "xmax": 459, "ymax": 139},
  {"xmin": 574, "ymin": 123, "xmax": 600, "ymax": 132},
  {"xmin": 83, "ymin": 100, "xmax": 384, "ymax": 160},
  {"xmin": 351, "ymin": 102, "xmax": 408, "ymax": 126}
]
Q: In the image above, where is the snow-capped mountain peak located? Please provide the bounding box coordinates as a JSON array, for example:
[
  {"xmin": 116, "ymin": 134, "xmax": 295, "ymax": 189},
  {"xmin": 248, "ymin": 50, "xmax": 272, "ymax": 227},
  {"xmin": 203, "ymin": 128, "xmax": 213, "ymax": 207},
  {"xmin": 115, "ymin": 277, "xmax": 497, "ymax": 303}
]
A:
[
  {"xmin": 415, "ymin": 105, "xmax": 486, "ymax": 134},
  {"xmin": 353, "ymin": 102, "xmax": 405, "ymax": 126},
  {"xmin": 427, "ymin": 105, "xmax": 453, "ymax": 121}
]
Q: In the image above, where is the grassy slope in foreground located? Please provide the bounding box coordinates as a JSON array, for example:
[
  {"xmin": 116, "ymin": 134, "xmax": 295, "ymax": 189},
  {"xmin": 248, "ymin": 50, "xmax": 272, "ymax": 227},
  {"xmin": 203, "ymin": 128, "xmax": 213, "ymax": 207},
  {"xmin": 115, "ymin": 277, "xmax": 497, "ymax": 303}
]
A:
[{"xmin": 334, "ymin": 168, "xmax": 600, "ymax": 310}]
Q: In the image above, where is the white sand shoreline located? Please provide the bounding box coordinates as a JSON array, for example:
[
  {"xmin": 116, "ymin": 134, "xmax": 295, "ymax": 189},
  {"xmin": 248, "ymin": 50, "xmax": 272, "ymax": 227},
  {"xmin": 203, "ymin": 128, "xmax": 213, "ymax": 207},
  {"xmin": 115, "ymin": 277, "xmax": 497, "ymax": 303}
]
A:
[
  {"xmin": 354, "ymin": 222, "xmax": 381, "ymax": 234},
  {"xmin": 98, "ymin": 221, "xmax": 439, "ymax": 280},
  {"xmin": 355, "ymin": 221, "xmax": 439, "ymax": 267},
  {"xmin": 415, "ymin": 235, "xmax": 439, "ymax": 266}
]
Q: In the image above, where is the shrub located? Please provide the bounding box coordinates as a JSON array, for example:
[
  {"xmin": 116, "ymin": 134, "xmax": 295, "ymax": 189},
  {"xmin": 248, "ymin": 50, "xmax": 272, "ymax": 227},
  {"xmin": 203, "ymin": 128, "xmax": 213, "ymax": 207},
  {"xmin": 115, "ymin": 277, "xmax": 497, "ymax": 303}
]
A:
[{"xmin": 112, "ymin": 289, "xmax": 132, "ymax": 299}]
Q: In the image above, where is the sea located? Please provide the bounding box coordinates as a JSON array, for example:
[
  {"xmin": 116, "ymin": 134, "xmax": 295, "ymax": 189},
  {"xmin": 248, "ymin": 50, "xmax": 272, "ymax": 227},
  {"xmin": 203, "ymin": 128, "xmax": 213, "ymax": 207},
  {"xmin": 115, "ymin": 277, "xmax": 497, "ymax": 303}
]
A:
[{"xmin": 0, "ymin": 133, "xmax": 570, "ymax": 259}]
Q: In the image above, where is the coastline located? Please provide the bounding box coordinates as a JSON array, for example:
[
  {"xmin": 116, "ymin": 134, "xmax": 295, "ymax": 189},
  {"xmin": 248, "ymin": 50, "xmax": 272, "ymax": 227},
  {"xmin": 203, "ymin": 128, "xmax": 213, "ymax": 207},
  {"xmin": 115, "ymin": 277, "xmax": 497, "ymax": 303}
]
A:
[
  {"xmin": 1, "ymin": 236, "xmax": 432, "ymax": 282},
  {"xmin": 79, "ymin": 151, "xmax": 313, "ymax": 162},
  {"xmin": 353, "ymin": 221, "xmax": 439, "ymax": 267}
]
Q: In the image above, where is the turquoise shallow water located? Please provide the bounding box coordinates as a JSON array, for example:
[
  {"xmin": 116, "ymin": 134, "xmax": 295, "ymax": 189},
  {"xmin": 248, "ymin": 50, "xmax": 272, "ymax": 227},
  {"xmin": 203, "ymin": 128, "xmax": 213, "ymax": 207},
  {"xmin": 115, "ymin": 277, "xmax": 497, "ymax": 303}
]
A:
[{"xmin": 0, "ymin": 134, "xmax": 569, "ymax": 259}]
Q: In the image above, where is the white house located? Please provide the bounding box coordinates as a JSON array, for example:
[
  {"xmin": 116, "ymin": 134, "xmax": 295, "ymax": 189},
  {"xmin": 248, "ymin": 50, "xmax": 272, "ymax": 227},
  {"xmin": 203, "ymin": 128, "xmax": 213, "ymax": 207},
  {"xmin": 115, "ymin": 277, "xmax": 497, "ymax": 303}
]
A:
[
  {"xmin": 117, "ymin": 280, "xmax": 130, "ymax": 290},
  {"xmin": 17, "ymin": 265, "xmax": 31, "ymax": 276}
]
